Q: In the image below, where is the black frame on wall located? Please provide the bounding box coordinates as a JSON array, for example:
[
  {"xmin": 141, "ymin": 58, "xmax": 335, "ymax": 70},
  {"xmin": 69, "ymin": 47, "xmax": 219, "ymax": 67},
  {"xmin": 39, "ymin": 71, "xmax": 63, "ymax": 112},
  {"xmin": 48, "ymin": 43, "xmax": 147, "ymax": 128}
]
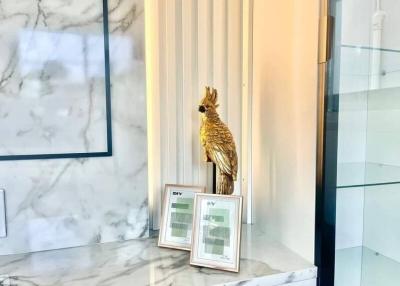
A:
[
  {"xmin": 314, "ymin": 0, "xmax": 341, "ymax": 285},
  {"xmin": 0, "ymin": 0, "xmax": 112, "ymax": 161}
]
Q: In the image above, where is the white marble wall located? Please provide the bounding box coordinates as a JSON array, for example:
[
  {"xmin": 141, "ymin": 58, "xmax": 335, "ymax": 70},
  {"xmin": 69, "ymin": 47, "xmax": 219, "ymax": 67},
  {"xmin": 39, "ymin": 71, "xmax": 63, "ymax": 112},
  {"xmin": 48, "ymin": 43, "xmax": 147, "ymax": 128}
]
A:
[
  {"xmin": 0, "ymin": 0, "xmax": 148, "ymax": 255},
  {"xmin": 0, "ymin": 0, "xmax": 112, "ymax": 155}
]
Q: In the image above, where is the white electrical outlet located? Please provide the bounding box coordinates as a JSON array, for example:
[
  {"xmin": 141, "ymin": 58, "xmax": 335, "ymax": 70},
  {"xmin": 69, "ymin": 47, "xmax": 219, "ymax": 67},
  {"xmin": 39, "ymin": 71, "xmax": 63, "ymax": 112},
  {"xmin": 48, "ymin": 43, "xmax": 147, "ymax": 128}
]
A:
[{"xmin": 0, "ymin": 190, "xmax": 6, "ymax": 238}]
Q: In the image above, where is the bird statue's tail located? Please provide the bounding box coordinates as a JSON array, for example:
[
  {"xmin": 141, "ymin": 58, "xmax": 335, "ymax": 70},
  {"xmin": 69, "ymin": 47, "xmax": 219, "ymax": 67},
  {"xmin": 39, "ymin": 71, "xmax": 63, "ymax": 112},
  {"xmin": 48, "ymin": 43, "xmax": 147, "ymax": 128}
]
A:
[{"xmin": 217, "ymin": 173, "xmax": 234, "ymax": 195}]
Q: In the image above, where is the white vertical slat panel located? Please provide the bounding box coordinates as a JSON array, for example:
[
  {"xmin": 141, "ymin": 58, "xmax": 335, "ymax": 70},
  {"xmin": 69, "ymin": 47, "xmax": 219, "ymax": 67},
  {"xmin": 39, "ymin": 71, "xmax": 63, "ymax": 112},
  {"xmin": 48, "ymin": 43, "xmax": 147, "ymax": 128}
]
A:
[
  {"xmin": 145, "ymin": 0, "xmax": 162, "ymax": 229},
  {"xmin": 197, "ymin": 0, "xmax": 214, "ymax": 191},
  {"xmin": 157, "ymin": 0, "xmax": 168, "ymax": 230},
  {"xmin": 175, "ymin": 0, "xmax": 184, "ymax": 184},
  {"xmin": 227, "ymin": 0, "xmax": 242, "ymax": 196},
  {"xmin": 241, "ymin": 0, "xmax": 254, "ymax": 223},
  {"xmin": 212, "ymin": 0, "xmax": 228, "ymax": 191},
  {"xmin": 212, "ymin": 0, "xmax": 228, "ymax": 122},
  {"xmin": 165, "ymin": 0, "xmax": 179, "ymax": 184},
  {"xmin": 182, "ymin": 0, "xmax": 196, "ymax": 184},
  {"xmin": 148, "ymin": 0, "xmax": 249, "ymax": 228}
]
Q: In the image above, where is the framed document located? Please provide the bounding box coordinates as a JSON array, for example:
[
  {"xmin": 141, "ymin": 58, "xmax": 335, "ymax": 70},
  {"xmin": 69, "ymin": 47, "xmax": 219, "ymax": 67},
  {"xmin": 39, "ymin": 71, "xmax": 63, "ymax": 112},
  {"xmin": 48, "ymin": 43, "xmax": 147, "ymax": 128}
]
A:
[
  {"xmin": 190, "ymin": 194, "xmax": 243, "ymax": 272},
  {"xmin": 158, "ymin": 184, "xmax": 205, "ymax": 251}
]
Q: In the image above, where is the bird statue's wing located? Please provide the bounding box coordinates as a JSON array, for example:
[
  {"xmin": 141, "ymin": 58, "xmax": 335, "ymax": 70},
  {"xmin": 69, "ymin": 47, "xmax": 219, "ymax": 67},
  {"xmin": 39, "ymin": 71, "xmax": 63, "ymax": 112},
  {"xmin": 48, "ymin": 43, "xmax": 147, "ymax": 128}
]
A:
[{"xmin": 206, "ymin": 128, "xmax": 238, "ymax": 179}]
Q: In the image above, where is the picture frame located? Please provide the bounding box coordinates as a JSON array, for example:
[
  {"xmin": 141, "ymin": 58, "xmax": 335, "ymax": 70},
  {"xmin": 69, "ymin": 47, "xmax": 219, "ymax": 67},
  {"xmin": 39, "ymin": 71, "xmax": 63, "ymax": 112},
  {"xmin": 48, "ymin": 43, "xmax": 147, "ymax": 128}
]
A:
[
  {"xmin": 190, "ymin": 194, "xmax": 243, "ymax": 273},
  {"xmin": 158, "ymin": 184, "xmax": 206, "ymax": 251},
  {"xmin": 0, "ymin": 0, "xmax": 112, "ymax": 161}
]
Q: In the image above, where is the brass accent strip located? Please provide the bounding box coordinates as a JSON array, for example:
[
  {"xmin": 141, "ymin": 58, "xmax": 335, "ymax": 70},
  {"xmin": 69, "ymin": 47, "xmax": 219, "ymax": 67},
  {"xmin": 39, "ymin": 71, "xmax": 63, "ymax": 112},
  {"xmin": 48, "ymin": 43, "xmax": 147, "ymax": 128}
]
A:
[
  {"xmin": 316, "ymin": 63, "xmax": 327, "ymax": 188},
  {"xmin": 316, "ymin": 0, "xmax": 332, "ymax": 189},
  {"xmin": 319, "ymin": 16, "xmax": 333, "ymax": 63}
]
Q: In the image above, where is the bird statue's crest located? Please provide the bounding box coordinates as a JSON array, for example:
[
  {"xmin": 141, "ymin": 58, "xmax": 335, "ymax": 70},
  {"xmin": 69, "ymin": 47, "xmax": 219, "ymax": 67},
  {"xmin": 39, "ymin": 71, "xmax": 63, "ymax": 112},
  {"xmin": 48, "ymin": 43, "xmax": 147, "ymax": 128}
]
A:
[
  {"xmin": 200, "ymin": 86, "xmax": 219, "ymax": 109},
  {"xmin": 199, "ymin": 86, "xmax": 238, "ymax": 195}
]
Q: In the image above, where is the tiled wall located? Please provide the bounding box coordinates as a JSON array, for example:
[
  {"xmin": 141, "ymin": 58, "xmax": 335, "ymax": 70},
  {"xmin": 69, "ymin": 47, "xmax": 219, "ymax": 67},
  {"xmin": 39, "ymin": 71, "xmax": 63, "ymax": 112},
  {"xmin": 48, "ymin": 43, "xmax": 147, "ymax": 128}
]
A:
[{"xmin": 0, "ymin": 0, "xmax": 148, "ymax": 255}]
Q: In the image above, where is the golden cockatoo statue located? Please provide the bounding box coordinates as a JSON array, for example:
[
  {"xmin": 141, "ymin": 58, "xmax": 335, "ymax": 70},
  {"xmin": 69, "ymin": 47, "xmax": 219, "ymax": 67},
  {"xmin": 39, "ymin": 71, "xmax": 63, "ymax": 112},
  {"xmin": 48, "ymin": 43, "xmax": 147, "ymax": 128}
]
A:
[{"xmin": 199, "ymin": 87, "xmax": 238, "ymax": 195}]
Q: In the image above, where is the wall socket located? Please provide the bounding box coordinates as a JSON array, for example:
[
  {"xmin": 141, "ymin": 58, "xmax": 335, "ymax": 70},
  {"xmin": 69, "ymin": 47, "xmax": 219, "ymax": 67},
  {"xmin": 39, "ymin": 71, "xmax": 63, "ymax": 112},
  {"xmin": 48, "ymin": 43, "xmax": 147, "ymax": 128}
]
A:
[{"xmin": 0, "ymin": 190, "xmax": 6, "ymax": 238}]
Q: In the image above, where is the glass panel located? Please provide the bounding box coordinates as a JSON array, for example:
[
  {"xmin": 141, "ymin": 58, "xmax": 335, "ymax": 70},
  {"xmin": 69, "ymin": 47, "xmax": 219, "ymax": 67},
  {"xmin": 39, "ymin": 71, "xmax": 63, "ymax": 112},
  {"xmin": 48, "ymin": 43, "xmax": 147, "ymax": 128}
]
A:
[
  {"xmin": 334, "ymin": 0, "xmax": 400, "ymax": 285},
  {"xmin": 362, "ymin": 184, "xmax": 400, "ymax": 285}
]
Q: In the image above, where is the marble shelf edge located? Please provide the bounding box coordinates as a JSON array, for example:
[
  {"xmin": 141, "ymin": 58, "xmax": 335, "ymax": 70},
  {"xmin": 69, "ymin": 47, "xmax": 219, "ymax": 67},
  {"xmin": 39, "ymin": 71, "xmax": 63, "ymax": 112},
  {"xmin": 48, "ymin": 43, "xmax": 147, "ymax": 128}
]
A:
[{"xmin": 219, "ymin": 267, "xmax": 317, "ymax": 286}]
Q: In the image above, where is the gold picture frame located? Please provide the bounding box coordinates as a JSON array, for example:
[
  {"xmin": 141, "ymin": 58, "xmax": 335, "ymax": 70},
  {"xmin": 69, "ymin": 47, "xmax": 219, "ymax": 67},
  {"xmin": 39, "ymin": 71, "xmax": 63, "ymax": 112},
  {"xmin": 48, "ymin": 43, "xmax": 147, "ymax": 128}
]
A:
[
  {"xmin": 190, "ymin": 194, "xmax": 243, "ymax": 272},
  {"xmin": 158, "ymin": 184, "xmax": 206, "ymax": 251}
]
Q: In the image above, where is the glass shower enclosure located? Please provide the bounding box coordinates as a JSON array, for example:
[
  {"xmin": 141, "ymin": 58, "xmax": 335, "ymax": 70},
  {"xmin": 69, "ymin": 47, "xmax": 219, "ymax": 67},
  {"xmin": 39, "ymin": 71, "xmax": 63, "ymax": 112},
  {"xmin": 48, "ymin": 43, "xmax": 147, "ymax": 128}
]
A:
[{"xmin": 316, "ymin": 0, "xmax": 400, "ymax": 285}]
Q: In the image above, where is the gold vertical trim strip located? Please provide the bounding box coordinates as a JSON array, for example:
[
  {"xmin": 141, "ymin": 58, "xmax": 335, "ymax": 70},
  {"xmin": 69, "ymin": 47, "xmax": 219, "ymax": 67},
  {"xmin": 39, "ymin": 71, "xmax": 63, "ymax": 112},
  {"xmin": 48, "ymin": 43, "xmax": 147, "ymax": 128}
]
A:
[
  {"xmin": 316, "ymin": 64, "xmax": 327, "ymax": 187},
  {"xmin": 319, "ymin": 16, "xmax": 333, "ymax": 63},
  {"xmin": 316, "ymin": 0, "xmax": 332, "ymax": 189}
]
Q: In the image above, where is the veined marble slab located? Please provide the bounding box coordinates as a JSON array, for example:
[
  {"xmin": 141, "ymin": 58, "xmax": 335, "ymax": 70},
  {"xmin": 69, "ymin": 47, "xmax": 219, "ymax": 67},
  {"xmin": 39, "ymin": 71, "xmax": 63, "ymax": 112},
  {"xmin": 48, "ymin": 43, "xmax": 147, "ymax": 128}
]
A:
[
  {"xmin": 0, "ymin": 0, "xmax": 148, "ymax": 255},
  {"xmin": 0, "ymin": 225, "xmax": 317, "ymax": 286},
  {"xmin": 0, "ymin": 0, "xmax": 113, "ymax": 156}
]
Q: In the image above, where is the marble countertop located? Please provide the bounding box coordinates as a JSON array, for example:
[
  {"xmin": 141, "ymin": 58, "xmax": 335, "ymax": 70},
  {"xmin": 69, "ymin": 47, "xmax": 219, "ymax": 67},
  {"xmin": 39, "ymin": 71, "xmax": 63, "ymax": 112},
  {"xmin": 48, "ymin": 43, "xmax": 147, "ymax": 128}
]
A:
[{"xmin": 0, "ymin": 225, "xmax": 317, "ymax": 286}]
